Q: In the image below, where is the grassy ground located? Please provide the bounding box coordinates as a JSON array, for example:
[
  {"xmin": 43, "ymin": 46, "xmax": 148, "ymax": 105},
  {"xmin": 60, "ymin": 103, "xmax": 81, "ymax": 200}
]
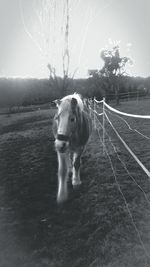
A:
[{"xmin": 0, "ymin": 100, "xmax": 150, "ymax": 267}]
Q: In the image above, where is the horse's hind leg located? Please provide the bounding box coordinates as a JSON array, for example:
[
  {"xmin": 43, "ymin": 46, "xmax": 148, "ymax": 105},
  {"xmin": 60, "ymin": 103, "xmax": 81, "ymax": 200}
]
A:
[
  {"xmin": 72, "ymin": 150, "xmax": 83, "ymax": 186},
  {"xmin": 68, "ymin": 152, "xmax": 73, "ymax": 178}
]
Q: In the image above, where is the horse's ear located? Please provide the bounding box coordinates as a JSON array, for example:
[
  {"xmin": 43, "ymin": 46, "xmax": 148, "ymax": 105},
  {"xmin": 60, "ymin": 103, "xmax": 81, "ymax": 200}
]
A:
[
  {"xmin": 54, "ymin": 99, "xmax": 61, "ymax": 107},
  {"xmin": 71, "ymin": 97, "xmax": 77, "ymax": 110}
]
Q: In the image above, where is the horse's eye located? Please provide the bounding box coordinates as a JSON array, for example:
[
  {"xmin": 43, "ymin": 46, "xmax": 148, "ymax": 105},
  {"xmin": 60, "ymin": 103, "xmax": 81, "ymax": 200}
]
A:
[{"xmin": 55, "ymin": 115, "xmax": 59, "ymax": 121}]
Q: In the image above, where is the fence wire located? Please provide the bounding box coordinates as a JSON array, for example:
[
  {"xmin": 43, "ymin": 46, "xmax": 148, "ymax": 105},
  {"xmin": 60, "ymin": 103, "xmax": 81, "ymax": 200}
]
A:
[
  {"xmin": 88, "ymin": 99, "xmax": 150, "ymax": 259},
  {"xmin": 96, "ymin": 123, "xmax": 150, "ymax": 260}
]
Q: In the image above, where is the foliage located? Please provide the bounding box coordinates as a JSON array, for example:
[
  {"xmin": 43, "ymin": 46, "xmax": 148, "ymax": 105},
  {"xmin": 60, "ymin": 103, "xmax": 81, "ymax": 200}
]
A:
[
  {"xmin": 0, "ymin": 76, "xmax": 149, "ymax": 110},
  {"xmin": 100, "ymin": 45, "xmax": 132, "ymax": 104},
  {"xmin": 88, "ymin": 45, "xmax": 133, "ymax": 104},
  {"xmin": 100, "ymin": 45, "xmax": 132, "ymax": 76}
]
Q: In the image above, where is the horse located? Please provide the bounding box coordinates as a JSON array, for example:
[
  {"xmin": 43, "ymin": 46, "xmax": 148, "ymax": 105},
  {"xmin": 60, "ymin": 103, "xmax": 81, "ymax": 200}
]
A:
[{"xmin": 53, "ymin": 93, "xmax": 92, "ymax": 203}]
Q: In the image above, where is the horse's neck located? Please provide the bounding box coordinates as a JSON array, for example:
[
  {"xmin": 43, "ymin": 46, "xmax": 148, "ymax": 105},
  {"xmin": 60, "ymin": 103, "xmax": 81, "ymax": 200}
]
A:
[{"xmin": 70, "ymin": 110, "xmax": 90, "ymax": 147}]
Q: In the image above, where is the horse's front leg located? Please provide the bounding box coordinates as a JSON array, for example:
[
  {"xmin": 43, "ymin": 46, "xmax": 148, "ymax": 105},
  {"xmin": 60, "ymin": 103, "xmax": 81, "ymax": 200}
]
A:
[
  {"xmin": 57, "ymin": 151, "xmax": 69, "ymax": 203},
  {"xmin": 72, "ymin": 149, "xmax": 83, "ymax": 187}
]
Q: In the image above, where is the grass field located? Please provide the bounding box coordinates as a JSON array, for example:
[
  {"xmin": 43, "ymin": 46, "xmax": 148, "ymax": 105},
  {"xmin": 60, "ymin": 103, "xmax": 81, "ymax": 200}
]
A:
[{"xmin": 0, "ymin": 99, "xmax": 150, "ymax": 267}]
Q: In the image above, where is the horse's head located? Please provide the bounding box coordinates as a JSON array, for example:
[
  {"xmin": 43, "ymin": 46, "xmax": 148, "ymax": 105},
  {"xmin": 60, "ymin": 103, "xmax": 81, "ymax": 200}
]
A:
[{"xmin": 54, "ymin": 96, "xmax": 80, "ymax": 153}]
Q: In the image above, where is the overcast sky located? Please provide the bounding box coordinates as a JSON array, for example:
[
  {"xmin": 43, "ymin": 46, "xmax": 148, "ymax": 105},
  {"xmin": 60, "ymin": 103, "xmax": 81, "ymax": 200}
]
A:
[{"xmin": 0, "ymin": 0, "xmax": 150, "ymax": 78}]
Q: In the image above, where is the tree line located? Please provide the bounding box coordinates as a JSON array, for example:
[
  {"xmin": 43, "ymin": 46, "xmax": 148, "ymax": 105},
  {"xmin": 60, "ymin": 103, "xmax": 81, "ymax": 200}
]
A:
[{"xmin": 0, "ymin": 75, "xmax": 149, "ymax": 110}]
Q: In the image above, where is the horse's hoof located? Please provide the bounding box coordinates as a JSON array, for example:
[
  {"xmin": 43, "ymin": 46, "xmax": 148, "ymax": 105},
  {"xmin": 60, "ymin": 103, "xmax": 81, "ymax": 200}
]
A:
[{"xmin": 57, "ymin": 194, "xmax": 68, "ymax": 204}]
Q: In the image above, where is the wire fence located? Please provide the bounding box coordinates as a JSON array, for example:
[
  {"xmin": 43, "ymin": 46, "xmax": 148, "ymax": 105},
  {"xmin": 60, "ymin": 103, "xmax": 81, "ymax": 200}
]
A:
[
  {"xmin": 88, "ymin": 97, "xmax": 150, "ymax": 259},
  {"xmin": 104, "ymin": 91, "xmax": 150, "ymax": 103}
]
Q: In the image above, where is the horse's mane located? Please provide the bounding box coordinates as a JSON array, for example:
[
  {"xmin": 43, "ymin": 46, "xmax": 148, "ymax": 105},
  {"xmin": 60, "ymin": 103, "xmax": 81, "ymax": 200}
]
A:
[{"xmin": 61, "ymin": 93, "xmax": 84, "ymax": 111}]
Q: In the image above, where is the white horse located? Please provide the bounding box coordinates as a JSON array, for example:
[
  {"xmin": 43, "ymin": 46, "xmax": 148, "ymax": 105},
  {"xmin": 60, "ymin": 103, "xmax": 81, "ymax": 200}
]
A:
[{"xmin": 53, "ymin": 93, "xmax": 92, "ymax": 203}]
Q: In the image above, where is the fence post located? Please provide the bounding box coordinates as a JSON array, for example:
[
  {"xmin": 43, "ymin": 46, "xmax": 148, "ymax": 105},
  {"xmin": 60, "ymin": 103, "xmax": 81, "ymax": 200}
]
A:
[
  {"xmin": 93, "ymin": 98, "xmax": 96, "ymax": 129},
  {"xmin": 103, "ymin": 97, "xmax": 105, "ymax": 154},
  {"xmin": 88, "ymin": 99, "xmax": 91, "ymax": 117}
]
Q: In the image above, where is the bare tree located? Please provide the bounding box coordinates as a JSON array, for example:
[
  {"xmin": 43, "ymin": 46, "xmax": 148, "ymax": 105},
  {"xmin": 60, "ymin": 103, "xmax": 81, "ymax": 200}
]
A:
[{"xmin": 20, "ymin": 0, "xmax": 71, "ymax": 95}]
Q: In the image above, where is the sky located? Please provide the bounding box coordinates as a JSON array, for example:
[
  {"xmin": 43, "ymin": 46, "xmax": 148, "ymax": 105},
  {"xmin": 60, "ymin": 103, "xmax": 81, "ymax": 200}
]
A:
[{"xmin": 0, "ymin": 0, "xmax": 150, "ymax": 79}]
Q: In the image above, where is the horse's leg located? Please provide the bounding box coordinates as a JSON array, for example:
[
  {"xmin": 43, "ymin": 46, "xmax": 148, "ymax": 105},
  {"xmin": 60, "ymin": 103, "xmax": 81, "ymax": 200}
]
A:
[
  {"xmin": 72, "ymin": 149, "xmax": 83, "ymax": 186},
  {"xmin": 68, "ymin": 151, "xmax": 73, "ymax": 178},
  {"xmin": 57, "ymin": 151, "xmax": 69, "ymax": 203}
]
